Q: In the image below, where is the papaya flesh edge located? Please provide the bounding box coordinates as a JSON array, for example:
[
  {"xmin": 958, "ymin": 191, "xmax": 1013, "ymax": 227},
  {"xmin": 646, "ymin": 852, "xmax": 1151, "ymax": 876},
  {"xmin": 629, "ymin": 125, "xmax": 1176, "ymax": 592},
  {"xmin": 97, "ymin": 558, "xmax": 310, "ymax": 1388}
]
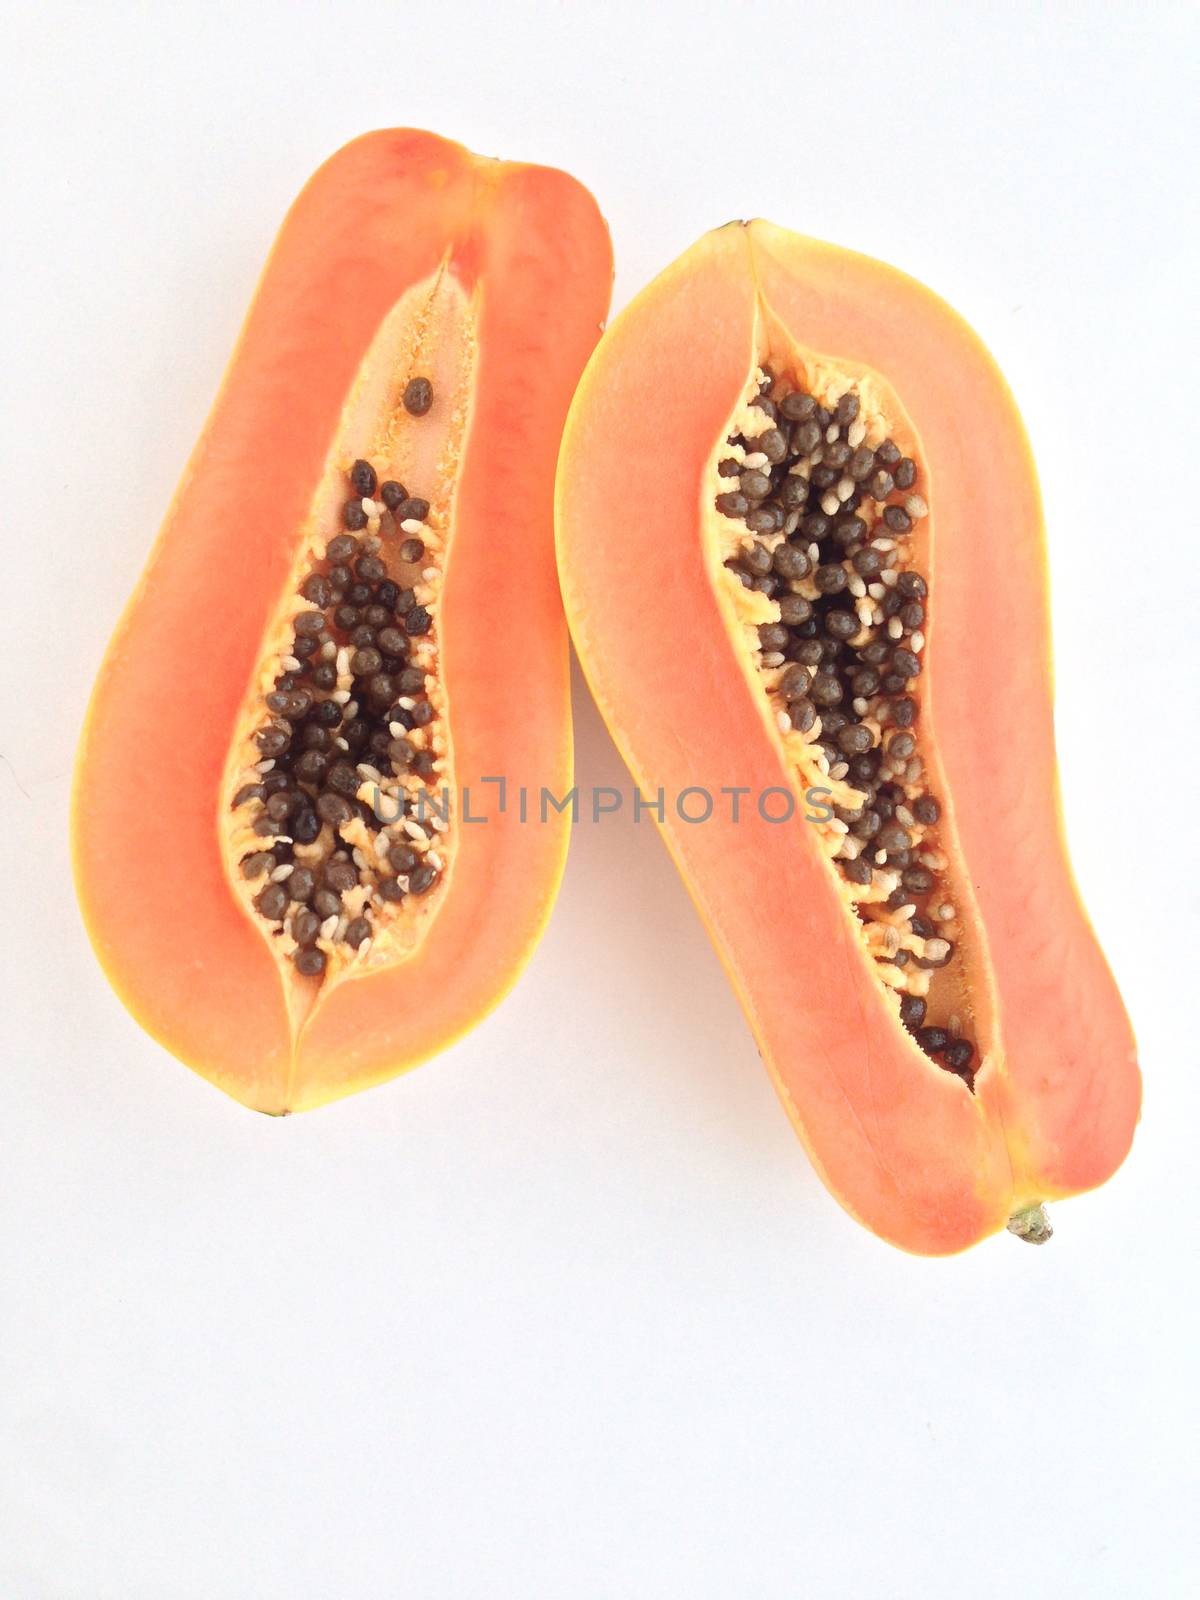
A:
[
  {"xmin": 72, "ymin": 130, "xmax": 613, "ymax": 1113},
  {"xmin": 555, "ymin": 221, "xmax": 1140, "ymax": 1255}
]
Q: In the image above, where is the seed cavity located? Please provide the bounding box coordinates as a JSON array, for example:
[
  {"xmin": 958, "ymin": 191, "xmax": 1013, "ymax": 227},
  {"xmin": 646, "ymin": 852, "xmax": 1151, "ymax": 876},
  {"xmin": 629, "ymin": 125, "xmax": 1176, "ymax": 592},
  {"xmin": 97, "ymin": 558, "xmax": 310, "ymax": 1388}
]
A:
[
  {"xmin": 716, "ymin": 364, "xmax": 977, "ymax": 1087},
  {"xmin": 229, "ymin": 372, "xmax": 447, "ymax": 984}
]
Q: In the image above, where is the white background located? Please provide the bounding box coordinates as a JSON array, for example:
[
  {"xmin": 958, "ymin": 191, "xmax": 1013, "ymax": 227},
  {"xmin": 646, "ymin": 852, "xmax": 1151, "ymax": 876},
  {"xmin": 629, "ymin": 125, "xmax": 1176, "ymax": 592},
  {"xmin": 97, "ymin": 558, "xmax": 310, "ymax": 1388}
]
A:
[{"xmin": 3, "ymin": 3, "xmax": 1197, "ymax": 1596}]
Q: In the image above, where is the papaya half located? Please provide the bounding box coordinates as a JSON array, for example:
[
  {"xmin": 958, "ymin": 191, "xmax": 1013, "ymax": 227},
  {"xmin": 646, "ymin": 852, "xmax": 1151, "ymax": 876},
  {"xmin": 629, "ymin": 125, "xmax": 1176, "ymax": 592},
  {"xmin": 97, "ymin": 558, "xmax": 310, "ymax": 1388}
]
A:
[
  {"xmin": 555, "ymin": 222, "xmax": 1140, "ymax": 1254},
  {"xmin": 73, "ymin": 130, "xmax": 612, "ymax": 1112}
]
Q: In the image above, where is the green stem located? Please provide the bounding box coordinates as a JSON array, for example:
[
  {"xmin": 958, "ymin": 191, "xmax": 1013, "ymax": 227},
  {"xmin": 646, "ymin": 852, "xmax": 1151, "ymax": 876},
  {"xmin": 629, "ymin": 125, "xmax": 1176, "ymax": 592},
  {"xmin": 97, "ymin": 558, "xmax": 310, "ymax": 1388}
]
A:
[{"xmin": 1007, "ymin": 1203, "xmax": 1053, "ymax": 1245}]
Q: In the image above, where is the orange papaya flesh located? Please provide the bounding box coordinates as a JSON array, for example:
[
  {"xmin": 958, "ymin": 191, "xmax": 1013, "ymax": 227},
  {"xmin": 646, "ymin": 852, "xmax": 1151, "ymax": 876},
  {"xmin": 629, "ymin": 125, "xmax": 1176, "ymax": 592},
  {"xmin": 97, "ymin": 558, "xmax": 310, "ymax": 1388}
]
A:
[
  {"xmin": 555, "ymin": 222, "xmax": 1139, "ymax": 1254},
  {"xmin": 73, "ymin": 131, "xmax": 612, "ymax": 1112}
]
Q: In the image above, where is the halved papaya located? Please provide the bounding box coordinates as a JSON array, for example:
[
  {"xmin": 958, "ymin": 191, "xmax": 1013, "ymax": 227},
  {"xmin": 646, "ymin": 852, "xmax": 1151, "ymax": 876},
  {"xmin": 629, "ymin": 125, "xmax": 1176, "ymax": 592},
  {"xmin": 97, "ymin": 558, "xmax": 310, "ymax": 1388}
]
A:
[
  {"xmin": 73, "ymin": 130, "xmax": 612, "ymax": 1112},
  {"xmin": 555, "ymin": 222, "xmax": 1139, "ymax": 1254}
]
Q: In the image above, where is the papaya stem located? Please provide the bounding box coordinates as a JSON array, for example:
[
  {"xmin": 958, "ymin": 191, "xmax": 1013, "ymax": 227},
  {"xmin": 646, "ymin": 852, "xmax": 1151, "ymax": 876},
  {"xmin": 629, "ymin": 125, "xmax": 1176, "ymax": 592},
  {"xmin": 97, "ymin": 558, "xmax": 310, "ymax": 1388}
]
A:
[{"xmin": 1007, "ymin": 1204, "xmax": 1053, "ymax": 1245}]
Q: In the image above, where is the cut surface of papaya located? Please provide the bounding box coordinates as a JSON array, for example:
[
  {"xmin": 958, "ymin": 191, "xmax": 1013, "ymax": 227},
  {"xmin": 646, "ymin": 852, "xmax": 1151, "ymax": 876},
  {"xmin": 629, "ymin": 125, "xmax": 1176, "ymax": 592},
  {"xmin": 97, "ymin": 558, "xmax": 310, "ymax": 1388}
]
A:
[
  {"xmin": 555, "ymin": 222, "xmax": 1139, "ymax": 1254},
  {"xmin": 73, "ymin": 130, "xmax": 612, "ymax": 1112}
]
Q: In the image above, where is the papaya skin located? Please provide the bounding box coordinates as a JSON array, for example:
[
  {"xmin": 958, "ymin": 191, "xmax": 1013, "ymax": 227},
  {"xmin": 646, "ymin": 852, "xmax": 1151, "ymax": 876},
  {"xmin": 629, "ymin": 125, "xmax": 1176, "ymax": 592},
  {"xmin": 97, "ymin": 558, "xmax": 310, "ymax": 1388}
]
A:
[
  {"xmin": 72, "ymin": 131, "xmax": 612, "ymax": 1112},
  {"xmin": 555, "ymin": 221, "xmax": 1139, "ymax": 1254}
]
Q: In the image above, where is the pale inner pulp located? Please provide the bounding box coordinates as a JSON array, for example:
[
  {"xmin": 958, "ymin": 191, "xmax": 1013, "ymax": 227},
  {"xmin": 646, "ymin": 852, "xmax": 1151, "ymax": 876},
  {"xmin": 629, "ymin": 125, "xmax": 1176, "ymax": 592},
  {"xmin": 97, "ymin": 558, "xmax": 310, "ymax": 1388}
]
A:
[{"xmin": 221, "ymin": 266, "xmax": 476, "ymax": 987}]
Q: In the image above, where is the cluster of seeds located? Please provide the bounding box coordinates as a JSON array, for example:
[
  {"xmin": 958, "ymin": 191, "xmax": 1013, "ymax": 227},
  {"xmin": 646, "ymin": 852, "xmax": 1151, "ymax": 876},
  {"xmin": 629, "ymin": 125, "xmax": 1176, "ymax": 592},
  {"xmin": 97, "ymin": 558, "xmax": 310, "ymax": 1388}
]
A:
[
  {"xmin": 716, "ymin": 367, "xmax": 976, "ymax": 1085},
  {"xmin": 231, "ymin": 376, "xmax": 447, "ymax": 981}
]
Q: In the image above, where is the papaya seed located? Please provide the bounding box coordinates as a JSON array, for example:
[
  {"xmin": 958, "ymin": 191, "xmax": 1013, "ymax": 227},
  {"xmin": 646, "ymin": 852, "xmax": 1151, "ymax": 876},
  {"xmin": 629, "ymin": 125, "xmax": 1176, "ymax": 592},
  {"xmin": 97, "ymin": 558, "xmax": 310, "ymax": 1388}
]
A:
[
  {"xmin": 230, "ymin": 452, "xmax": 446, "ymax": 982},
  {"xmin": 713, "ymin": 365, "xmax": 980, "ymax": 1084}
]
